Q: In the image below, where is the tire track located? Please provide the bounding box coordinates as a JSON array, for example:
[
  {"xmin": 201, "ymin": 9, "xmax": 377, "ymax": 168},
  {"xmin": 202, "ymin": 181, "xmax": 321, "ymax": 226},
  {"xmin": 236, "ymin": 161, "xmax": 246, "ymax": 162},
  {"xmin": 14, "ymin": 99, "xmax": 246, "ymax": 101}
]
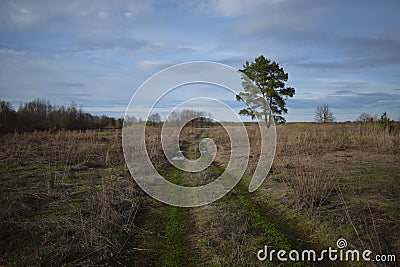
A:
[
  {"xmin": 130, "ymin": 140, "xmax": 330, "ymax": 266},
  {"xmin": 129, "ymin": 167, "xmax": 198, "ymax": 266}
]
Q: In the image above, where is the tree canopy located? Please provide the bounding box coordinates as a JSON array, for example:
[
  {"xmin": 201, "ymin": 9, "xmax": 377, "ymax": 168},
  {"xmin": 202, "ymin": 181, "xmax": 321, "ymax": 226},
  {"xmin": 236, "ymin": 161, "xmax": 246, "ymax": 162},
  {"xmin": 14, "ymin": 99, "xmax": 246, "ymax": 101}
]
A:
[
  {"xmin": 0, "ymin": 98, "xmax": 120, "ymax": 133},
  {"xmin": 357, "ymin": 113, "xmax": 373, "ymax": 123},
  {"xmin": 237, "ymin": 55, "xmax": 295, "ymax": 124},
  {"xmin": 314, "ymin": 104, "xmax": 335, "ymax": 123}
]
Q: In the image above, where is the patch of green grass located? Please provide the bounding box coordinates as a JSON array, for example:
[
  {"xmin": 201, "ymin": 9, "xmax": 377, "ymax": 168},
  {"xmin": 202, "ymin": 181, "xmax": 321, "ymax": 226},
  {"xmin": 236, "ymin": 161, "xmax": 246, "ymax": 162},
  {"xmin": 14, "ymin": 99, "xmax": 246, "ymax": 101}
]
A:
[
  {"xmin": 381, "ymin": 203, "xmax": 397, "ymax": 212},
  {"xmin": 237, "ymin": 194, "xmax": 292, "ymax": 251},
  {"xmin": 230, "ymin": 189, "xmax": 311, "ymax": 266},
  {"xmin": 156, "ymin": 166, "xmax": 197, "ymax": 266},
  {"xmin": 162, "ymin": 205, "xmax": 188, "ymax": 266},
  {"xmin": 0, "ymin": 165, "xmax": 14, "ymax": 174},
  {"xmin": 0, "ymin": 165, "xmax": 37, "ymax": 174}
]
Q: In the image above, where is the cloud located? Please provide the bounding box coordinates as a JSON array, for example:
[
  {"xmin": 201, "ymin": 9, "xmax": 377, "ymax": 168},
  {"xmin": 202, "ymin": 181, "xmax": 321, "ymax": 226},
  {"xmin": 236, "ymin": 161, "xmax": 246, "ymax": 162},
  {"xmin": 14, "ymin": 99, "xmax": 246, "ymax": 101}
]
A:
[
  {"xmin": 48, "ymin": 82, "xmax": 86, "ymax": 88},
  {"xmin": 326, "ymin": 81, "xmax": 371, "ymax": 90},
  {"xmin": 136, "ymin": 60, "xmax": 173, "ymax": 72},
  {"xmin": 296, "ymin": 57, "xmax": 400, "ymax": 73},
  {"xmin": 0, "ymin": 0, "xmax": 153, "ymax": 30},
  {"xmin": 1, "ymin": 0, "xmax": 399, "ymax": 122},
  {"xmin": 334, "ymin": 36, "xmax": 400, "ymax": 60},
  {"xmin": 75, "ymin": 36, "xmax": 150, "ymax": 52},
  {"xmin": 0, "ymin": 48, "xmax": 29, "ymax": 56},
  {"xmin": 85, "ymin": 105, "xmax": 127, "ymax": 113},
  {"xmin": 206, "ymin": 0, "xmax": 334, "ymax": 38},
  {"xmin": 197, "ymin": 0, "xmax": 400, "ymax": 75},
  {"xmin": 188, "ymin": 0, "xmax": 286, "ymax": 17},
  {"xmin": 294, "ymin": 36, "xmax": 400, "ymax": 73},
  {"xmin": 330, "ymin": 90, "xmax": 358, "ymax": 97},
  {"xmin": 291, "ymin": 90, "xmax": 400, "ymax": 110},
  {"xmin": 0, "ymin": 0, "xmax": 156, "ymax": 54}
]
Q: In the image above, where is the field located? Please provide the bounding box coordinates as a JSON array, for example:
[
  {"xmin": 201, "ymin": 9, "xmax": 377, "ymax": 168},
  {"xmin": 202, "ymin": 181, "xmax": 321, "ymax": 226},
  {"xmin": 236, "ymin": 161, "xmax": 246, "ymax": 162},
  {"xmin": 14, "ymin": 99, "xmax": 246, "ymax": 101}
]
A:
[{"xmin": 0, "ymin": 123, "xmax": 399, "ymax": 266}]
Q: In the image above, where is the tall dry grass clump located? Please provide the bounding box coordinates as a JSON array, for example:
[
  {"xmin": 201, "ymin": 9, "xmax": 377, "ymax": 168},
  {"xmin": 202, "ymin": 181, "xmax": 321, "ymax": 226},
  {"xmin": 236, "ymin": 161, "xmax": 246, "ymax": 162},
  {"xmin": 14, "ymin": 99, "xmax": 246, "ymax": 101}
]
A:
[{"xmin": 283, "ymin": 168, "xmax": 337, "ymax": 209}]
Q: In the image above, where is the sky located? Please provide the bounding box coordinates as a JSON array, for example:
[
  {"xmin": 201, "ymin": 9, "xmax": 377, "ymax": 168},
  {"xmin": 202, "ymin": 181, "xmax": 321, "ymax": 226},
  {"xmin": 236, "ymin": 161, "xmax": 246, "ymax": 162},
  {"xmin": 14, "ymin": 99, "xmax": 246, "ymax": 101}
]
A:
[{"xmin": 0, "ymin": 0, "xmax": 399, "ymax": 122}]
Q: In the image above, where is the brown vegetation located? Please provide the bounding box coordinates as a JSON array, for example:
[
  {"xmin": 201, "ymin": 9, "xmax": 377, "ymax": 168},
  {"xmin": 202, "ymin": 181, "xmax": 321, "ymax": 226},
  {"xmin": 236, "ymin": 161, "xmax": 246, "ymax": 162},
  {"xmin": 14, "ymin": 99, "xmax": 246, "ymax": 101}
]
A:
[{"xmin": 0, "ymin": 122, "xmax": 399, "ymax": 265}]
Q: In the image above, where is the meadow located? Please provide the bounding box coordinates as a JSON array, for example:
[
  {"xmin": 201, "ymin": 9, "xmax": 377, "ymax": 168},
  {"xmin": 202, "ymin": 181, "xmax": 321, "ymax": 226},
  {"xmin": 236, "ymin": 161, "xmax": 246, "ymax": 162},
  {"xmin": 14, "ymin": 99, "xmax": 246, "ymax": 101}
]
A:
[{"xmin": 0, "ymin": 122, "xmax": 399, "ymax": 266}]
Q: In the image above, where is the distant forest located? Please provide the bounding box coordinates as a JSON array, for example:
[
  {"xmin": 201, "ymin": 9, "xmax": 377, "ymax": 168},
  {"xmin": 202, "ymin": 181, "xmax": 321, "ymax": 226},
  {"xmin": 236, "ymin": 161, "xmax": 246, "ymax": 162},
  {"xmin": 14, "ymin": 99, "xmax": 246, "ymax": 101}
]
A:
[
  {"xmin": 0, "ymin": 99, "xmax": 123, "ymax": 133},
  {"xmin": 1, "ymin": 98, "xmax": 397, "ymax": 134}
]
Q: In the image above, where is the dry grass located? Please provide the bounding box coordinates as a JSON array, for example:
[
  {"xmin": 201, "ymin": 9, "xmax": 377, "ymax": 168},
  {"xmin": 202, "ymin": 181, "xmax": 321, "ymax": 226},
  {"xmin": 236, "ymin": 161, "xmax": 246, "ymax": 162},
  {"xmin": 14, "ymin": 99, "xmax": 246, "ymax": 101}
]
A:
[
  {"xmin": 283, "ymin": 169, "xmax": 337, "ymax": 210},
  {"xmin": 0, "ymin": 122, "xmax": 399, "ymax": 265},
  {"xmin": 0, "ymin": 130, "xmax": 143, "ymax": 265},
  {"xmin": 265, "ymin": 123, "xmax": 400, "ymax": 258}
]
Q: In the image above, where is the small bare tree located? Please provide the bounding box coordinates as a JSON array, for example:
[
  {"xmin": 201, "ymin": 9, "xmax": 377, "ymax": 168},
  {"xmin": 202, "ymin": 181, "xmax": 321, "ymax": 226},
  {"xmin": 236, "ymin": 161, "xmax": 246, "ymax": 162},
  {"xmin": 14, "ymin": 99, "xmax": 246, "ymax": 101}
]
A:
[
  {"xmin": 167, "ymin": 109, "xmax": 212, "ymax": 127},
  {"xmin": 147, "ymin": 113, "xmax": 161, "ymax": 126},
  {"xmin": 314, "ymin": 104, "xmax": 335, "ymax": 123},
  {"xmin": 357, "ymin": 113, "xmax": 373, "ymax": 123}
]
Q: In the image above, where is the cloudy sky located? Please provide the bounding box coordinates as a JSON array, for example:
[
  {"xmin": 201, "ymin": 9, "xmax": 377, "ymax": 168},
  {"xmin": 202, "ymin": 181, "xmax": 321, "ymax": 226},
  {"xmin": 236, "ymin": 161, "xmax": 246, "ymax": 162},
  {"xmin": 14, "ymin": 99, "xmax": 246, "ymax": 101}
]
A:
[{"xmin": 0, "ymin": 0, "xmax": 399, "ymax": 122}]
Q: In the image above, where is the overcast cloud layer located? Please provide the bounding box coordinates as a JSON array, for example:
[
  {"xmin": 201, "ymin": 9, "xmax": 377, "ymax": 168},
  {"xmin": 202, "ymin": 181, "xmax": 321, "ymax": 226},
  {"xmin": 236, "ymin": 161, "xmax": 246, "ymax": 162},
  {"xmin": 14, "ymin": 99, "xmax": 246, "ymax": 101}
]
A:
[{"xmin": 0, "ymin": 0, "xmax": 399, "ymax": 121}]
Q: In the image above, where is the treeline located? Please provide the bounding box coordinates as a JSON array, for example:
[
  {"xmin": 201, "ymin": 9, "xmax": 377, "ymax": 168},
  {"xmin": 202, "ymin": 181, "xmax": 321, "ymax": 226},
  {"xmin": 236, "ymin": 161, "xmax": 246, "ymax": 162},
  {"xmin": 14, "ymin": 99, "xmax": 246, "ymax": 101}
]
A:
[
  {"xmin": 124, "ymin": 109, "xmax": 214, "ymax": 127},
  {"xmin": 147, "ymin": 109, "xmax": 213, "ymax": 127},
  {"xmin": 0, "ymin": 99, "xmax": 122, "ymax": 133}
]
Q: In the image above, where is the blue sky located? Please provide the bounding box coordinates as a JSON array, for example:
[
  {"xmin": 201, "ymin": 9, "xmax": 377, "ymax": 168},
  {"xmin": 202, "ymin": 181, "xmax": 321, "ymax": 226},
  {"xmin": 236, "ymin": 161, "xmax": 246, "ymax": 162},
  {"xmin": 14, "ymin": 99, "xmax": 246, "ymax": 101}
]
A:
[{"xmin": 0, "ymin": 0, "xmax": 399, "ymax": 122}]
